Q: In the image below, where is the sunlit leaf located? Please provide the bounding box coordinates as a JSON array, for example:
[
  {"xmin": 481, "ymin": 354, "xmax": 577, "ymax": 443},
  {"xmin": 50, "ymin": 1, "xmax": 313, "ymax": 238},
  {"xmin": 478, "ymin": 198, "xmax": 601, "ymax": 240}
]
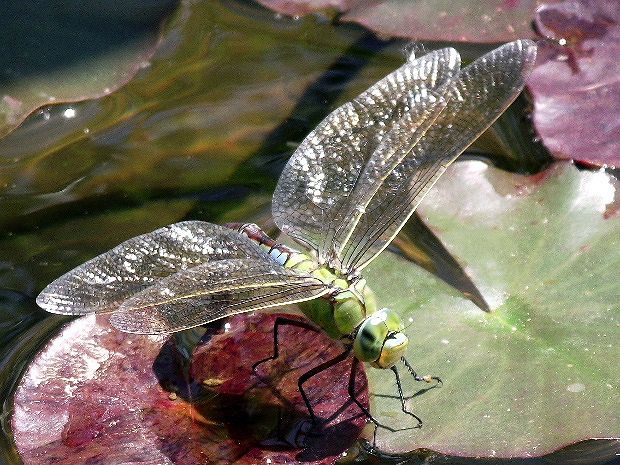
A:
[
  {"xmin": 365, "ymin": 161, "xmax": 619, "ymax": 457},
  {"xmin": 12, "ymin": 313, "xmax": 368, "ymax": 465},
  {"xmin": 256, "ymin": 0, "xmax": 546, "ymax": 42}
]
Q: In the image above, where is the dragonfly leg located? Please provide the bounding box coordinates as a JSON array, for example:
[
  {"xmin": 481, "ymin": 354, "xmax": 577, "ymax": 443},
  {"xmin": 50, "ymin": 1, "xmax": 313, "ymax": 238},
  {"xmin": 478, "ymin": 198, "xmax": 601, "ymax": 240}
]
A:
[
  {"xmin": 401, "ymin": 356, "xmax": 443, "ymax": 386},
  {"xmin": 348, "ymin": 359, "xmax": 419, "ymax": 432},
  {"xmin": 347, "ymin": 358, "xmax": 377, "ymax": 424},
  {"xmin": 297, "ymin": 348, "xmax": 352, "ymax": 426},
  {"xmin": 252, "ymin": 317, "xmax": 320, "ymax": 373},
  {"xmin": 390, "ymin": 365, "xmax": 423, "ymax": 428}
]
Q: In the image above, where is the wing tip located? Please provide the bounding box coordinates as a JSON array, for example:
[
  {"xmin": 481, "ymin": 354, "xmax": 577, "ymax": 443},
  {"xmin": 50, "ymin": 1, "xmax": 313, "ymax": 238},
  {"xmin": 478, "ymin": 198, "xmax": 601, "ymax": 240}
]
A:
[
  {"xmin": 505, "ymin": 39, "xmax": 538, "ymax": 73},
  {"xmin": 35, "ymin": 291, "xmax": 52, "ymax": 312},
  {"xmin": 36, "ymin": 288, "xmax": 69, "ymax": 315}
]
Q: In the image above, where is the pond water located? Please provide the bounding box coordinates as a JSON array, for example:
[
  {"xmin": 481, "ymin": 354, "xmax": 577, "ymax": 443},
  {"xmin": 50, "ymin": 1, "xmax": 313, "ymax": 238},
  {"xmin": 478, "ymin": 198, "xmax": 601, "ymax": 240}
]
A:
[{"xmin": 0, "ymin": 1, "xmax": 617, "ymax": 464}]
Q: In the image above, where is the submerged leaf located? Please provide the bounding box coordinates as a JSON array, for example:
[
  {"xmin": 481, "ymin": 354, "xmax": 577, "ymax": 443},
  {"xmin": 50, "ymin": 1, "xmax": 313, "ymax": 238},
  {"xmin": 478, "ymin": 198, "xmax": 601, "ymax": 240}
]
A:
[
  {"xmin": 365, "ymin": 160, "xmax": 619, "ymax": 457},
  {"xmin": 0, "ymin": 0, "xmax": 179, "ymax": 138}
]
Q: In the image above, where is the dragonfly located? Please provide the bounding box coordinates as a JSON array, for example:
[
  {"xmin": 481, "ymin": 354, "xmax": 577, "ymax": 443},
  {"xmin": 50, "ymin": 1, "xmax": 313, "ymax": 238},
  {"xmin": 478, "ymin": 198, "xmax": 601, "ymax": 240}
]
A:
[{"xmin": 37, "ymin": 39, "xmax": 537, "ymax": 432}]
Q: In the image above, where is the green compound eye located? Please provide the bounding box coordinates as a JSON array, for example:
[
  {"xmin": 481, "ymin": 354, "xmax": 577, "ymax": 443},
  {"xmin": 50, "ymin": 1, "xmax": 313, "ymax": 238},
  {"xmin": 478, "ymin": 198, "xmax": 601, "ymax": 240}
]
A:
[
  {"xmin": 353, "ymin": 314, "xmax": 388, "ymax": 362},
  {"xmin": 373, "ymin": 332, "xmax": 408, "ymax": 368},
  {"xmin": 353, "ymin": 309, "xmax": 408, "ymax": 367}
]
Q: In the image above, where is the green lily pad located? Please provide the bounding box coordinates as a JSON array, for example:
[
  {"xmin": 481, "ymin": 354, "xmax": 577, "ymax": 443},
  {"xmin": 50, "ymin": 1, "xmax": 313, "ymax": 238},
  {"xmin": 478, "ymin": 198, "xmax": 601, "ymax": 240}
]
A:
[{"xmin": 364, "ymin": 160, "xmax": 619, "ymax": 457}]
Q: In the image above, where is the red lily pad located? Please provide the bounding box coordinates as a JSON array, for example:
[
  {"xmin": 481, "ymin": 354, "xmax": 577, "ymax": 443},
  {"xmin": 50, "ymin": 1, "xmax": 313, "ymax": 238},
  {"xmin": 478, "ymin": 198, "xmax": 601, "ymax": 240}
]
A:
[
  {"xmin": 256, "ymin": 0, "xmax": 547, "ymax": 42},
  {"xmin": 12, "ymin": 313, "xmax": 368, "ymax": 464},
  {"xmin": 529, "ymin": 0, "xmax": 620, "ymax": 167}
]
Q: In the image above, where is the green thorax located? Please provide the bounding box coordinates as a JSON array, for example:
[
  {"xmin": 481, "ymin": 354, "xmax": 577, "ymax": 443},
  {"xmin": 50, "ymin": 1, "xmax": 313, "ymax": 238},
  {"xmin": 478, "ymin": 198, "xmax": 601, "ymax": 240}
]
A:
[{"xmin": 284, "ymin": 251, "xmax": 378, "ymax": 339}]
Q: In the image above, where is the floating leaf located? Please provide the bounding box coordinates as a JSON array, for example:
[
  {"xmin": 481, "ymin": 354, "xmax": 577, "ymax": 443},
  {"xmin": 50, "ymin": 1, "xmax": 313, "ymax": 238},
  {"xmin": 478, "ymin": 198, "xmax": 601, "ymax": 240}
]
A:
[
  {"xmin": 256, "ymin": 0, "xmax": 544, "ymax": 42},
  {"xmin": 365, "ymin": 161, "xmax": 619, "ymax": 458},
  {"xmin": 529, "ymin": 0, "xmax": 620, "ymax": 167},
  {"xmin": 12, "ymin": 313, "xmax": 367, "ymax": 464}
]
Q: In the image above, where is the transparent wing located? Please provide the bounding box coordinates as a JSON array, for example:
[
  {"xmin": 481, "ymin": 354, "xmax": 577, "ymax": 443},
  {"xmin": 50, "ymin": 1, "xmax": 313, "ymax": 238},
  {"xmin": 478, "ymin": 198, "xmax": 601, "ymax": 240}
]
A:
[
  {"xmin": 339, "ymin": 40, "xmax": 537, "ymax": 272},
  {"xmin": 110, "ymin": 258, "xmax": 330, "ymax": 334},
  {"xmin": 272, "ymin": 47, "xmax": 461, "ymax": 261},
  {"xmin": 36, "ymin": 221, "xmax": 271, "ymax": 315}
]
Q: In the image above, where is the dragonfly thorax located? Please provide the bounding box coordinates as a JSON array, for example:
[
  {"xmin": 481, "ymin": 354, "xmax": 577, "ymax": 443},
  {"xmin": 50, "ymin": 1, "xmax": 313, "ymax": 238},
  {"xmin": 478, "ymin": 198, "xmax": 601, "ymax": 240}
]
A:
[{"xmin": 299, "ymin": 263, "xmax": 409, "ymax": 368}]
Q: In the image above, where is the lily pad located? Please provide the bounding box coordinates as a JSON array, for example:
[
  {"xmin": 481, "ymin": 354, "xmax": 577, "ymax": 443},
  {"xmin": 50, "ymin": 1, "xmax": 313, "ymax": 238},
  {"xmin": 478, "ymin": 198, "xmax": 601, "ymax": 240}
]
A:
[
  {"xmin": 0, "ymin": 0, "xmax": 179, "ymax": 138},
  {"xmin": 256, "ymin": 0, "xmax": 543, "ymax": 42},
  {"xmin": 529, "ymin": 0, "xmax": 620, "ymax": 167},
  {"xmin": 364, "ymin": 160, "xmax": 619, "ymax": 457},
  {"xmin": 12, "ymin": 312, "xmax": 367, "ymax": 464}
]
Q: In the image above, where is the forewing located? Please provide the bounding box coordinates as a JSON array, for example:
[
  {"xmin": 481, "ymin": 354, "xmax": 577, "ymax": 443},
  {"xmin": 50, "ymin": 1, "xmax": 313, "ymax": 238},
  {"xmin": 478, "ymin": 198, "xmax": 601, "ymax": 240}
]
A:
[
  {"xmin": 37, "ymin": 221, "xmax": 270, "ymax": 315},
  {"xmin": 327, "ymin": 88, "xmax": 448, "ymax": 263},
  {"xmin": 272, "ymin": 48, "xmax": 460, "ymax": 260},
  {"xmin": 339, "ymin": 39, "xmax": 537, "ymax": 272},
  {"xmin": 110, "ymin": 258, "xmax": 330, "ymax": 334}
]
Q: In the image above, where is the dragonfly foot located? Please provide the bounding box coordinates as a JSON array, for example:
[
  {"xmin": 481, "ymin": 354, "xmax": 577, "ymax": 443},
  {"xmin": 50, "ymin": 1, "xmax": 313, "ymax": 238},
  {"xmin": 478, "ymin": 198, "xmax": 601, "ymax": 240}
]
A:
[
  {"xmin": 421, "ymin": 374, "xmax": 443, "ymax": 386},
  {"xmin": 368, "ymin": 415, "xmax": 422, "ymax": 433},
  {"xmin": 289, "ymin": 418, "xmax": 325, "ymax": 448},
  {"xmin": 252, "ymin": 317, "xmax": 320, "ymax": 376},
  {"xmin": 401, "ymin": 357, "xmax": 442, "ymax": 386},
  {"xmin": 251, "ymin": 355, "xmax": 273, "ymax": 375}
]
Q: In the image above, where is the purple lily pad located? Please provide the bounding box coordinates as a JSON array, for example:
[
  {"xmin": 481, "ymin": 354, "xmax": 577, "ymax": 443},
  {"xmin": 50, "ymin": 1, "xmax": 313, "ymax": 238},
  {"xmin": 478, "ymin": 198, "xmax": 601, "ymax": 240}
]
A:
[
  {"xmin": 255, "ymin": 0, "xmax": 354, "ymax": 16},
  {"xmin": 256, "ymin": 0, "xmax": 545, "ymax": 42},
  {"xmin": 12, "ymin": 313, "xmax": 368, "ymax": 464},
  {"xmin": 529, "ymin": 0, "xmax": 620, "ymax": 167}
]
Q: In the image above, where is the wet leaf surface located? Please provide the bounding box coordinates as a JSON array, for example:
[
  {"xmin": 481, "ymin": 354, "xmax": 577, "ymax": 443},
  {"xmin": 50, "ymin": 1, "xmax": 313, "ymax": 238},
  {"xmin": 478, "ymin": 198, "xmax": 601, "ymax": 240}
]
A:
[
  {"xmin": 529, "ymin": 0, "xmax": 620, "ymax": 167},
  {"xmin": 12, "ymin": 312, "xmax": 367, "ymax": 464},
  {"xmin": 256, "ymin": 0, "xmax": 545, "ymax": 42},
  {"xmin": 0, "ymin": 0, "xmax": 179, "ymax": 138},
  {"xmin": 364, "ymin": 160, "xmax": 619, "ymax": 457}
]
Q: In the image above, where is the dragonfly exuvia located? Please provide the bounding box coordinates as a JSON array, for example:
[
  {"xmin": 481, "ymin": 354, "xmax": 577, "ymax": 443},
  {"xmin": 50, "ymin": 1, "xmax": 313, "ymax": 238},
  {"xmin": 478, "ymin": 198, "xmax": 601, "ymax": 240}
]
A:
[{"xmin": 37, "ymin": 39, "xmax": 537, "ymax": 431}]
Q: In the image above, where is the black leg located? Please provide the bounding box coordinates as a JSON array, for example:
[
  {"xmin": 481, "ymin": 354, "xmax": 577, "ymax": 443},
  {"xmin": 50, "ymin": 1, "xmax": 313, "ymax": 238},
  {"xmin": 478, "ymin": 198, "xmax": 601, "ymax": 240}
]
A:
[
  {"xmin": 347, "ymin": 358, "xmax": 383, "ymax": 429},
  {"xmin": 297, "ymin": 348, "xmax": 352, "ymax": 425},
  {"xmin": 348, "ymin": 359, "xmax": 422, "ymax": 433},
  {"xmin": 401, "ymin": 356, "xmax": 443, "ymax": 386},
  {"xmin": 391, "ymin": 365, "xmax": 423, "ymax": 428},
  {"xmin": 252, "ymin": 317, "xmax": 320, "ymax": 373}
]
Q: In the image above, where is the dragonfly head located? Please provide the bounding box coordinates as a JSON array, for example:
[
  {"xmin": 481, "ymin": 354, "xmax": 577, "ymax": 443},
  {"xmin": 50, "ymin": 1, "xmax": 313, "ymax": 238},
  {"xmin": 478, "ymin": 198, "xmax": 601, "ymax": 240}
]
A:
[{"xmin": 353, "ymin": 308, "xmax": 408, "ymax": 369}]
